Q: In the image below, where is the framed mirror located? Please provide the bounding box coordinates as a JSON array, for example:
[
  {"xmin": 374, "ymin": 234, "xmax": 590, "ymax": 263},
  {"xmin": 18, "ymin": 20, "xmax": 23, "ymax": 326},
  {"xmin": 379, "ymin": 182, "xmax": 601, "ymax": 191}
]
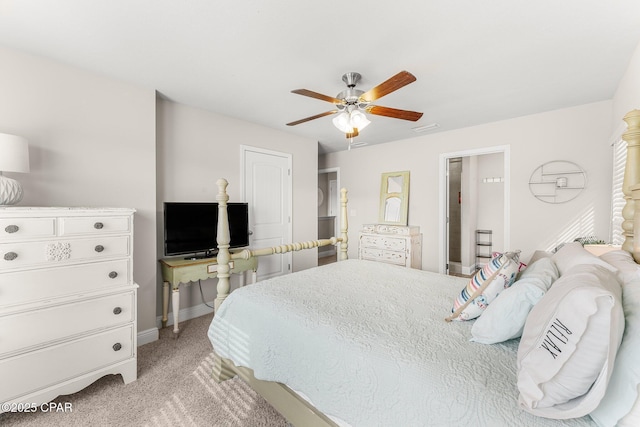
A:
[{"xmin": 378, "ymin": 171, "xmax": 410, "ymax": 225}]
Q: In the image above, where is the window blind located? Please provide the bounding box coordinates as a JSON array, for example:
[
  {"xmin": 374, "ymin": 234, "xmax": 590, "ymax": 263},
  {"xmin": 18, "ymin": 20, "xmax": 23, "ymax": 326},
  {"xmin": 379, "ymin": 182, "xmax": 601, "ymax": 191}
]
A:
[{"xmin": 611, "ymin": 139, "xmax": 627, "ymax": 245}]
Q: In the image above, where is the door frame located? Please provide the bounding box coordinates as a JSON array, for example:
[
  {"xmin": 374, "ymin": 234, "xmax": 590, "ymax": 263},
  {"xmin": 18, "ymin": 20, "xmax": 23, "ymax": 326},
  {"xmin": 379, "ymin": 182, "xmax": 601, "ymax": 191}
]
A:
[
  {"xmin": 318, "ymin": 167, "xmax": 341, "ymax": 240},
  {"xmin": 438, "ymin": 145, "xmax": 510, "ymax": 274},
  {"xmin": 240, "ymin": 145, "xmax": 293, "ymax": 274}
]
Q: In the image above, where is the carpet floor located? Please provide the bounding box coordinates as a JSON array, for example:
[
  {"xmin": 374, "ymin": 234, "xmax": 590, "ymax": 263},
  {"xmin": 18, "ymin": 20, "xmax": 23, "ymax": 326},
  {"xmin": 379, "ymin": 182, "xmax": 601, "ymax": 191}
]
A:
[{"xmin": 0, "ymin": 313, "xmax": 288, "ymax": 427}]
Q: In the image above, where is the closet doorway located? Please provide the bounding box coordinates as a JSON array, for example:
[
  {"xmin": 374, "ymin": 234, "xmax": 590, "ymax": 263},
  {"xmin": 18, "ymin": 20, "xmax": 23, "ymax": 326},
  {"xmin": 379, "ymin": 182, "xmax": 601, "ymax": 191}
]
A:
[
  {"xmin": 318, "ymin": 167, "xmax": 340, "ymax": 266},
  {"xmin": 439, "ymin": 146, "xmax": 510, "ymax": 276}
]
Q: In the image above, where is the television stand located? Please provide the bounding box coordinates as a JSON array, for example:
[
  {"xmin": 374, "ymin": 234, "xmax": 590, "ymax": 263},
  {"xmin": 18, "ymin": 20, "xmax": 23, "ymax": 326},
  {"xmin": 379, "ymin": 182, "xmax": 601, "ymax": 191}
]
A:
[{"xmin": 159, "ymin": 253, "xmax": 258, "ymax": 335}]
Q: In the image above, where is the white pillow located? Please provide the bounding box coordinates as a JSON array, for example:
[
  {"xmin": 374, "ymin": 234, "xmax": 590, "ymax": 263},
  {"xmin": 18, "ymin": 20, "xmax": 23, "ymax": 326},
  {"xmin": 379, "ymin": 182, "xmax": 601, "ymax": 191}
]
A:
[
  {"xmin": 551, "ymin": 242, "xmax": 617, "ymax": 276},
  {"xmin": 590, "ymin": 250, "xmax": 640, "ymax": 427},
  {"xmin": 617, "ymin": 385, "xmax": 640, "ymax": 427},
  {"xmin": 600, "ymin": 249, "xmax": 640, "ymax": 283},
  {"xmin": 517, "ymin": 264, "xmax": 624, "ymax": 419},
  {"xmin": 527, "ymin": 250, "xmax": 551, "ymax": 265},
  {"xmin": 471, "ymin": 257, "xmax": 558, "ymax": 344}
]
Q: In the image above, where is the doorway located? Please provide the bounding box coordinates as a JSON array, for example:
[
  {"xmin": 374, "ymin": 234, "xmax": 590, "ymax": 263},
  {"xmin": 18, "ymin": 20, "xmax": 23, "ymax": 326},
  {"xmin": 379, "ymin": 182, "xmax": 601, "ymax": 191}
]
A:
[
  {"xmin": 318, "ymin": 167, "xmax": 340, "ymax": 266},
  {"xmin": 439, "ymin": 146, "xmax": 510, "ymax": 275}
]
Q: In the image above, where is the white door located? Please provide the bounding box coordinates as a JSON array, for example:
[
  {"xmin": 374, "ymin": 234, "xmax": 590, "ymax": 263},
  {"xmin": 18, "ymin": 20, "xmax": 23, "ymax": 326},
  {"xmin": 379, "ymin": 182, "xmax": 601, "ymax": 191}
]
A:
[{"xmin": 242, "ymin": 147, "xmax": 292, "ymax": 281}]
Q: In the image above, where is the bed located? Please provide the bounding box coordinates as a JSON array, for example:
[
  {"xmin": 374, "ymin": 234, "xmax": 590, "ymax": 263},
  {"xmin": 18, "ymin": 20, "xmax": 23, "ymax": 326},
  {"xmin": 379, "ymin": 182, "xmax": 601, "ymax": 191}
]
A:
[{"xmin": 207, "ymin": 109, "xmax": 640, "ymax": 427}]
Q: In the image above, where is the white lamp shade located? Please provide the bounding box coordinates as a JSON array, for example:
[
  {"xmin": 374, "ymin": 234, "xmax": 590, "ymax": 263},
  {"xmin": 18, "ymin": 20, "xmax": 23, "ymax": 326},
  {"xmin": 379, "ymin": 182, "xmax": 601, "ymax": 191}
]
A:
[
  {"xmin": 350, "ymin": 110, "xmax": 371, "ymax": 130},
  {"xmin": 332, "ymin": 112, "xmax": 353, "ymax": 133},
  {"xmin": 332, "ymin": 110, "xmax": 372, "ymax": 135},
  {"xmin": 0, "ymin": 133, "xmax": 30, "ymax": 173}
]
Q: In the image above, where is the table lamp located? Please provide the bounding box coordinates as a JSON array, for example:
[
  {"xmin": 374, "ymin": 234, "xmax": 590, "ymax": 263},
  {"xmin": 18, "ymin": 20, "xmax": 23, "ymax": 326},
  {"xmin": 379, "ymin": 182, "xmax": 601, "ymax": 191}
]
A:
[{"xmin": 0, "ymin": 132, "xmax": 30, "ymax": 205}]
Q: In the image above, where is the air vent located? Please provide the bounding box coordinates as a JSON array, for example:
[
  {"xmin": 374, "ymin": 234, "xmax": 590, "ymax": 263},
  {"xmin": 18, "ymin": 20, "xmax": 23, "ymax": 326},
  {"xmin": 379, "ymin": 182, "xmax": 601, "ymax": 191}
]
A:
[
  {"xmin": 412, "ymin": 123, "xmax": 440, "ymax": 133},
  {"xmin": 350, "ymin": 141, "xmax": 368, "ymax": 148}
]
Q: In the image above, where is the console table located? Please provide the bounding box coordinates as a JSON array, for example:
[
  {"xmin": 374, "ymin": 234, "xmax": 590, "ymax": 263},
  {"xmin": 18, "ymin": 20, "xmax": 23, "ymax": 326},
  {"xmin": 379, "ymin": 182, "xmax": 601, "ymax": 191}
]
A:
[{"xmin": 159, "ymin": 255, "xmax": 258, "ymax": 334}]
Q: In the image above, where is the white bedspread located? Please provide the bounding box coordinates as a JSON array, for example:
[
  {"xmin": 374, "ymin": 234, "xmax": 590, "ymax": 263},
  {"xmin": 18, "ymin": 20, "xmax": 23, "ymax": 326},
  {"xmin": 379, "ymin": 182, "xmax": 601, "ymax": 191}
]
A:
[{"xmin": 208, "ymin": 259, "xmax": 597, "ymax": 427}]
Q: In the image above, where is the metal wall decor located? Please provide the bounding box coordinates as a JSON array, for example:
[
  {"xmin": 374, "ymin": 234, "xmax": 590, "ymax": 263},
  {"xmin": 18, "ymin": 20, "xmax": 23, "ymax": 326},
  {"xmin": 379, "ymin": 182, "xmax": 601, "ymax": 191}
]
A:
[{"xmin": 529, "ymin": 160, "xmax": 586, "ymax": 204}]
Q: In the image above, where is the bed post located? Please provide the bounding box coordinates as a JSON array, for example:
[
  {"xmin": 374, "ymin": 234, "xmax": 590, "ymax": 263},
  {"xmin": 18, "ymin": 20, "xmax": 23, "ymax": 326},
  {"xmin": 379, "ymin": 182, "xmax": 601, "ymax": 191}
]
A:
[
  {"xmin": 622, "ymin": 110, "xmax": 640, "ymax": 254},
  {"xmin": 632, "ymin": 184, "xmax": 640, "ymax": 262},
  {"xmin": 215, "ymin": 178, "xmax": 231, "ymax": 312},
  {"xmin": 339, "ymin": 188, "xmax": 349, "ymax": 261}
]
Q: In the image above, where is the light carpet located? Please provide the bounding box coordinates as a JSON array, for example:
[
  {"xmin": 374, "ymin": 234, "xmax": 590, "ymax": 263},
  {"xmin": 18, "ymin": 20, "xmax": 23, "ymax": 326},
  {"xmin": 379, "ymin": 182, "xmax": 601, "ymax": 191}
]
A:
[{"xmin": 0, "ymin": 313, "xmax": 288, "ymax": 427}]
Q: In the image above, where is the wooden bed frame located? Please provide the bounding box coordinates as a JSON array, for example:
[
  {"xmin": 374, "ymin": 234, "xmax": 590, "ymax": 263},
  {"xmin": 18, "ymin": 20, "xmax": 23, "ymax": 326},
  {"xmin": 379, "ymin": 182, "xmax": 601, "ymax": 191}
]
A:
[{"xmin": 210, "ymin": 109, "xmax": 640, "ymax": 427}]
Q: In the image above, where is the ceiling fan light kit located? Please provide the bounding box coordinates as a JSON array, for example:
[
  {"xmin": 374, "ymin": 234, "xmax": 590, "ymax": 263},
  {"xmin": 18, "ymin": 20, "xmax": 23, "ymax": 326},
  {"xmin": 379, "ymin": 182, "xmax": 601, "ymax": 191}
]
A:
[
  {"xmin": 287, "ymin": 70, "xmax": 424, "ymax": 146},
  {"xmin": 332, "ymin": 108, "xmax": 371, "ymax": 134}
]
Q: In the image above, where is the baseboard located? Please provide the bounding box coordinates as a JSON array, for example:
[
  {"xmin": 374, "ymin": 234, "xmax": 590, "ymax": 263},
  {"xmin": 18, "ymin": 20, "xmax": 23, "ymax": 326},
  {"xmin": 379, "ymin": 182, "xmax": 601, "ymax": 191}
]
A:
[
  {"xmin": 462, "ymin": 265, "xmax": 476, "ymax": 276},
  {"xmin": 155, "ymin": 300, "xmax": 215, "ymax": 330},
  {"xmin": 139, "ymin": 300, "xmax": 215, "ymax": 346},
  {"xmin": 450, "ymin": 261, "xmax": 476, "ymax": 276},
  {"xmin": 137, "ymin": 327, "xmax": 159, "ymax": 346}
]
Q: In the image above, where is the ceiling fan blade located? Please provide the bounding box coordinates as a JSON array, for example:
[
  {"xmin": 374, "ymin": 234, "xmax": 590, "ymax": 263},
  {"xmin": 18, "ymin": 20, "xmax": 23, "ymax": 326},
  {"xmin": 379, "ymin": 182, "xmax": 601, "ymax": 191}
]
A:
[
  {"xmin": 291, "ymin": 89, "xmax": 343, "ymax": 104},
  {"xmin": 286, "ymin": 110, "xmax": 338, "ymax": 126},
  {"xmin": 359, "ymin": 71, "xmax": 417, "ymax": 102},
  {"xmin": 366, "ymin": 105, "xmax": 423, "ymax": 122}
]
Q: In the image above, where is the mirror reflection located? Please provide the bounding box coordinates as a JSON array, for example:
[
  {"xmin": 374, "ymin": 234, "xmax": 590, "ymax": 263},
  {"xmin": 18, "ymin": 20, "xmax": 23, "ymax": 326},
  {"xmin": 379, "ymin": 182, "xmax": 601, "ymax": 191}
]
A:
[
  {"xmin": 387, "ymin": 176, "xmax": 403, "ymax": 193},
  {"xmin": 384, "ymin": 197, "xmax": 402, "ymax": 222}
]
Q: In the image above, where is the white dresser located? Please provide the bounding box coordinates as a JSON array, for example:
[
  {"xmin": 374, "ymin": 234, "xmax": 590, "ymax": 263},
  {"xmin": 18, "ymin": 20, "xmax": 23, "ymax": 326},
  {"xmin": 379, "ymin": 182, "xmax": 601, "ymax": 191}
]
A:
[
  {"xmin": 0, "ymin": 207, "xmax": 137, "ymax": 411},
  {"xmin": 358, "ymin": 224, "xmax": 422, "ymax": 269}
]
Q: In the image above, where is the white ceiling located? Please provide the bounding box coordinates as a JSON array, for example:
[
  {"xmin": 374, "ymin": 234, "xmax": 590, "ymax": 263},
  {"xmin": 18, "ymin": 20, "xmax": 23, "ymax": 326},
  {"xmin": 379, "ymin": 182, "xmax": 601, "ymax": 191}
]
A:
[{"xmin": 1, "ymin": 1, "xmax": 640, "ymax": 154}]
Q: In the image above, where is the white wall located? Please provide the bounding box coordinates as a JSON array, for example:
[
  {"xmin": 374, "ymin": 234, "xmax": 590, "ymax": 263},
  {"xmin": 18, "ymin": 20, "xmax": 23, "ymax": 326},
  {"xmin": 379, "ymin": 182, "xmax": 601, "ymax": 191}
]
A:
[
  {"xmin": 156, "ymin": 99, "xmax": 318, "ymax": 314},
  {"xmin": 0, "ymin": 46, "xmax": 158, "ymax": 332},
  {"xmin": 613, "ymin": 40, "xmax": 640, "ymax": 125},
  {"xmin": 320, "ymin": 101, "xmax": 613, "ymax": 269}
]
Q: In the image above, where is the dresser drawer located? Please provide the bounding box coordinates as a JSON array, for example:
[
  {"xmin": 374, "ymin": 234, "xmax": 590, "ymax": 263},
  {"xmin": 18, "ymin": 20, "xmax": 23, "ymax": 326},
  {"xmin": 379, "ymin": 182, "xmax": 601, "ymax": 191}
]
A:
[
  {"xmin": 361, "ymin": 224, "xmax": 420, "ymax": 236},
  {"xmin": 360, "ymin": 247, "xmax": 407, "ymax": 265},
  {"xmin": 360, "ymin": 235, "xmax": 407, "ymax": 252},
  {"xmin": 59, "ymin": 216, "xmax": 131, "ymax": 236},
  {"xmin": 0, "ymin": 291, "xmax": 134, "ymax": 356},
  {"xmin": 0, "ymin": 259, "xmax": 130, "ymax": 308},
  {"xmin": 0, "ymin": 218, "xmax": 56, "ymax": 241},
  {"xmin": 0, "ymin": 236, "xmax": 130, "ymax": 271},
  {"xmin": 0, "ymin": 324, "xmax": 134, "ymax": 401}
]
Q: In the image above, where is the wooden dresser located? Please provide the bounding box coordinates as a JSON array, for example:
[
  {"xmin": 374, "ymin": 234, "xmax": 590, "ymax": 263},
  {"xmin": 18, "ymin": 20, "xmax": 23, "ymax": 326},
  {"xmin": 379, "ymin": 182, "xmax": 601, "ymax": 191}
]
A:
[
  {"xmin": 0, "ymin": 207, "xmax": 137, "ymax": 411},
  {"xmin": 358, "ymin": 224, "xmax": 422, "ymax": 269}
]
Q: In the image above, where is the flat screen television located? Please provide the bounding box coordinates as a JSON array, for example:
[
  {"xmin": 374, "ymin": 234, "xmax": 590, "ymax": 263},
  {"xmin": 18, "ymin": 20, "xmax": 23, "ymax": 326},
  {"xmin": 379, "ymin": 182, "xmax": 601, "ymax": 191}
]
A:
[{"xmin": 163, "ymin": 202, "xmax": 249, "ymax": 258}]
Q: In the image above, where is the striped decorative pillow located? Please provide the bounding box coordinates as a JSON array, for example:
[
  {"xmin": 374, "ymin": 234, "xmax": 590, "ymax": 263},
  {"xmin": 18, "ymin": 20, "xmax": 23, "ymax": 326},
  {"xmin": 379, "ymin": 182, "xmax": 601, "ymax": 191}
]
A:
[{"xmin": 450, "ymin": 252, "xmax": 520, "ymax": 321}]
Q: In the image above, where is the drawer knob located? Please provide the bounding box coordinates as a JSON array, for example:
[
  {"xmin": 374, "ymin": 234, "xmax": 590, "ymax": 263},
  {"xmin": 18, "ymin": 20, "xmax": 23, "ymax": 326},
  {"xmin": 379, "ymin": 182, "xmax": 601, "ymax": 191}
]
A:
[
  {"xmin": 112, "ymin": 343, "xmax": 122, "ymax": 351},
  {"xmin": 94, "ymin": 245, "xmax": 105, "ymax": 253},
  {"xmin": 108, "ymin": 271, "xmax": 118, "ymax": 279},
  {"xmin": 4, "ymin": 225, "xmax": 19, "ymax": 234},
  {"xmin": 113, "ymin": 307, "xmax": 122, "ymax": 315},
  {"xmin": 4, "ymin": 252, "xmax": 17, "ymax": 261},
  {"xmin": 94, "ymin": 222, "xmax": 104, "ymax": 229}
]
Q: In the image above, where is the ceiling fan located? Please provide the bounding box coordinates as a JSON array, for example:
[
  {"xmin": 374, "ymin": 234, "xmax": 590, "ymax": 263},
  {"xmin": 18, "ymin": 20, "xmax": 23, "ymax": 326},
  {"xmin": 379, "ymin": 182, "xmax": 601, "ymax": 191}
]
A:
[{"xmin": 286, "ymin": 71, "xmax": 424, "ymax": 138}]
